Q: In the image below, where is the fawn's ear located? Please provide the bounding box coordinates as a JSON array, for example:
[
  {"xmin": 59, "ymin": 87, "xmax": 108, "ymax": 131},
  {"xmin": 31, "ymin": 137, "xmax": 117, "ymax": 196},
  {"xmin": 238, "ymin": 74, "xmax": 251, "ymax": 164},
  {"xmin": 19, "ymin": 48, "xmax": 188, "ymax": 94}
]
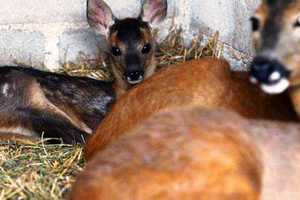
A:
[
  {"xmin": 141, "ymin": 0, "xmax": 168, "ymax": 26},
  {"xmin": 87, "ymin": 0, "xmax": 116, "ymax": 37}
]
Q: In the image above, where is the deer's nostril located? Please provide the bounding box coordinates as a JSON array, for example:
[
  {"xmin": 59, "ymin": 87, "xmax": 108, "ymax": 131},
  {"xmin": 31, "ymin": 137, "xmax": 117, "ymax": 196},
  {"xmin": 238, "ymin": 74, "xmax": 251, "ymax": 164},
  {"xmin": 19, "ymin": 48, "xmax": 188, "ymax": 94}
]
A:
[
  {"xmin": 250, "ymin": 57, "xmax": 289, "ymax": 85},
  {"xmin": 250, "ymin": 57, "xmax": 290, "ymax": 94},
  {"xmin": 251, "ymin": 59, "xmax": 273, "ymax": 83},
  {"xmin": 124, "ymin": 70, "xmax": 144, "ymax": 84}
]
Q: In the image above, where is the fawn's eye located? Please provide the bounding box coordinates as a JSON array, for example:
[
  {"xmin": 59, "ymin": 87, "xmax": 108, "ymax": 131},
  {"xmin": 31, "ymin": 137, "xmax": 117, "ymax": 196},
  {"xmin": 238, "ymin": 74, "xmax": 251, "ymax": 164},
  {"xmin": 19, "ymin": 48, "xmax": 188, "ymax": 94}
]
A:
[
  {"xmin": 250, "ymin": 16, "xmax": 260, "ymax": 32},
  {"xmin": 111, "ymin": 47, "xmax": 122, "ymax": 56},
  {"xmin": 293, "ymin": 17, "xmax": 300, "ymax": 28},
  {"xmin": 141, "ymin": 43, "xmax": 152, "ymax": 54}
]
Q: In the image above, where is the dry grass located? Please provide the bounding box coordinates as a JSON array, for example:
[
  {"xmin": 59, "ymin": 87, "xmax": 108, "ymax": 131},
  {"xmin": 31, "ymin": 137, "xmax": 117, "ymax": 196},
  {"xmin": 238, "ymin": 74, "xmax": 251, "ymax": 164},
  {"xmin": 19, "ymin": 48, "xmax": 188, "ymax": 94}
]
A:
[
  {"xmin": 0, "ymin": 31, "xmax": 222, "ymax": 200},
  {"xmin": 0, "ymin": 141, "xmax": 84, "ymax": 200},
  {"xmin": 157, "ymin": 30, "xmax": 222, "ymax": 68}
]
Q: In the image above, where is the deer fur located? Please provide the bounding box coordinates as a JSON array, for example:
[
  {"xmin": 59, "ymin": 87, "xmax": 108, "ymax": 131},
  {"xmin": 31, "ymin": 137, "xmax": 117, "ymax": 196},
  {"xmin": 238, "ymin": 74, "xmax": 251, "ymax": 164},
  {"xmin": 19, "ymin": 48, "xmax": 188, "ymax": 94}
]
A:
[
  {"xmin": 71, "ymin": 106, "xmax": 300, "ymax": 200},
  {"xmin": 86, "ymin": 58, "xmax": 296, "ymax": 159}
]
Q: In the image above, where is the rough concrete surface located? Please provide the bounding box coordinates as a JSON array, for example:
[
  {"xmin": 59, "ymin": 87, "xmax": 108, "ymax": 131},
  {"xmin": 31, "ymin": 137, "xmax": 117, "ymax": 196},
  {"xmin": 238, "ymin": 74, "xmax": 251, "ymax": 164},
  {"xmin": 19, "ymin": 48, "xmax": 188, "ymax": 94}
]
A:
[{"xmin": 0, "ymin": 0, "xmax": 262, "ymax": 71}]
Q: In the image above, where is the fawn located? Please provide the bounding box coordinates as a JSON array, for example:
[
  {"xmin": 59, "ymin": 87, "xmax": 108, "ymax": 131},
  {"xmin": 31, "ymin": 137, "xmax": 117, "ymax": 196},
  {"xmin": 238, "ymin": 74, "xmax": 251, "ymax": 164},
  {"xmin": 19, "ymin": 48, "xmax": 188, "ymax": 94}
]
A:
[
  {"xmin": 250, "ymin": 0, "xmax": 300, "ymax": 118},
  {"xmin": 71, "ymin": 106, "xmax": 300, "ymax": 200},
  {"xmin": 85, "ymin": 58, "xmax": 296, "ymax": 159},
  {"xmin": 0, "ymin": 0, "xmax": 168, "ymax": 144},
  {"xmin": 87, "ymin": 0, "xmax": 168, "ymax": 97},
  {"xmin": 0, "ymin": 66, "xmax": 115, "ymax": 144}
]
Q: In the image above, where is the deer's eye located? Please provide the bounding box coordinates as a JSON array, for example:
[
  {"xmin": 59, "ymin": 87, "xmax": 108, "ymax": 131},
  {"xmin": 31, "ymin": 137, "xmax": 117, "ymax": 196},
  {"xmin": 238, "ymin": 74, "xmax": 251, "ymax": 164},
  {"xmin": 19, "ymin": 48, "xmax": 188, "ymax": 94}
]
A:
[
  {"xmin": 293, "ymin": 17, "xmax": 300, "ymax": 28},
  {"xmin": 111, "ymin": 47, "xmax": 122, "ymax": 56},
  {"xmin": 250, "ymin": 16, "xmax": 260, "ymax": 32},
  {"xmin": 141, "ymin": 43, "xmax": 152, "ymax": 54}
]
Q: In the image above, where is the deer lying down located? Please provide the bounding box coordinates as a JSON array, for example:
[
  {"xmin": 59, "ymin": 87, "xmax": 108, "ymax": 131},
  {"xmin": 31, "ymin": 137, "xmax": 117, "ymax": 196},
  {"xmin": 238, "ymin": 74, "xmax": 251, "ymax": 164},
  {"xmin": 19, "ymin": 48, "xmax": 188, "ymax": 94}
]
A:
[
  {"xmin": 85, "ymin": 58, "xmax": 296, "ymax": 159},
  {"xmin": 71, "ymin": 106, "xmax": 300, "ymax": 200},
  {"xmin": 0, "ymin": 66, "xmax": 114, "ymax": 144},
  {"xmin": 0, "ymin": 0, "xmax": 168, "ymax": 144},
  {"xmin": 249, "ymin": 0, "xmax": 300, "ymax": 118},
  {"xmin": 87, "ymin": 0, "xmax": 168, "ymax": 97}
]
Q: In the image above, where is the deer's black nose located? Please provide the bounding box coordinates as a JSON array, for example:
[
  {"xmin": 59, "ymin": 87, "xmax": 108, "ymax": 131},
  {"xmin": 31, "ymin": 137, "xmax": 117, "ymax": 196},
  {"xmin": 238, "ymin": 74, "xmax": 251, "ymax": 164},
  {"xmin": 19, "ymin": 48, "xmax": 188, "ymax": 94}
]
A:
[
  {"xmin": 124, "ymin": 70, "xmax": 144, "ymax": 85},
  {"xmin": 250, "ymin": 56, "xmax": 289, "ymax": 85}
]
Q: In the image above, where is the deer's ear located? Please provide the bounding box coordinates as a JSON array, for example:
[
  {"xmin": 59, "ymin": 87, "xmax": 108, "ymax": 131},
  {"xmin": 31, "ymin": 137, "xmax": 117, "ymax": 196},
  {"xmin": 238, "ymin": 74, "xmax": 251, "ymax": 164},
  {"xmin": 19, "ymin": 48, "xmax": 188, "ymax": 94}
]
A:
[
  {"xmin": 141, "ymin": 0, "xmax": 168, "ymax": 26},
  {"xmin": 87, "ymin": 0, "xmax": 115, "ymax": 37}
]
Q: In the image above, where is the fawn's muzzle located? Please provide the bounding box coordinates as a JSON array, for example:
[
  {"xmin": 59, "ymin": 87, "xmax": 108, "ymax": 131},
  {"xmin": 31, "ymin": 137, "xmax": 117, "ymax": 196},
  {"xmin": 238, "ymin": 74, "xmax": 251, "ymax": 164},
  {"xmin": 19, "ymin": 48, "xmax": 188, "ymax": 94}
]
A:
[
  {"xmin": 250, "ymin": 56, "xmax": 290, "ymax": 94},
  {"xmin": 124, "ymin": 70, "xmax": 144, "ymax": 85}
]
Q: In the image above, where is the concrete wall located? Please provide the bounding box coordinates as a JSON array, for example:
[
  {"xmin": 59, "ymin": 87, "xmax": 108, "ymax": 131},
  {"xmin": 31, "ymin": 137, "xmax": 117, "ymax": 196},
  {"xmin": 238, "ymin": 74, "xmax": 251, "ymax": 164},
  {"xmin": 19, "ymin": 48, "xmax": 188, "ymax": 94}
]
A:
[{"xmin": 0, "ymin": 0, "xmax": 261, "ymax": 72}]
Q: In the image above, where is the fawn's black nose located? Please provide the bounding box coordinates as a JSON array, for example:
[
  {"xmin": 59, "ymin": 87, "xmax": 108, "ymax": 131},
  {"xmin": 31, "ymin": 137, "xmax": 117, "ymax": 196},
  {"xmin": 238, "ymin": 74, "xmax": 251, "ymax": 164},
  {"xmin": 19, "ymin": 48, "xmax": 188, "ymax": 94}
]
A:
[
  {"xmin": 250, "ymin": 56, "xmax": 289, "ymax": 85},
  {"xmin": 124, "ymin": 70, "xmax": 144, "ymax": 85}
]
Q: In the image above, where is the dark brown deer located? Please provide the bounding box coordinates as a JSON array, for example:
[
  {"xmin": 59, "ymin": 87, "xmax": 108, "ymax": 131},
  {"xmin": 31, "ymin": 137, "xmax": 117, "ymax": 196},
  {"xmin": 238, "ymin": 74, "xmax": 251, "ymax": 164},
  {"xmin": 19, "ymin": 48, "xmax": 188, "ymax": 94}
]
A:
[
  {"xmin": 0, "ymin": 66, "xmax": 115, "ymax": 144},
  {"xmin": 87, "ymin": 0, "xmax": 168, "ymax": 97},
  {"xmin": 249, "ymin": 0, "xmax": 300, "ymax": 118},
  {"xmin": 85, "ymin": 58, "xmax": 296, "ymax": 160},
  {"xmin": 71, "ymin": 106, "xmax": 300, "ymax": 200}
]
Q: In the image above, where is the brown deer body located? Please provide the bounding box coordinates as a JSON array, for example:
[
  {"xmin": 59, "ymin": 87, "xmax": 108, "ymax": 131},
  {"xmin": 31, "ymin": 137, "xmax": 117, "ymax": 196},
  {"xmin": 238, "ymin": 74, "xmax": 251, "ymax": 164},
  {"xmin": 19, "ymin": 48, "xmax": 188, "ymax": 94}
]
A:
[
  {"xmin": 0, "ymin": 66, "xmax": 115, "ymax": 143},
  {"xmin": 250, "ymin": 0, "xmax": 300, "ymax": 118},
  {"xmin": 86, "ymin": 58, "xmax": 296, "ymax": 159},
  {"xmin": 87, "ymin": 0, "xmax": 168, "ymax": 97},
  {"xmin": 71, "ymin": 106, "xmax": 300, "ymax": 200}
]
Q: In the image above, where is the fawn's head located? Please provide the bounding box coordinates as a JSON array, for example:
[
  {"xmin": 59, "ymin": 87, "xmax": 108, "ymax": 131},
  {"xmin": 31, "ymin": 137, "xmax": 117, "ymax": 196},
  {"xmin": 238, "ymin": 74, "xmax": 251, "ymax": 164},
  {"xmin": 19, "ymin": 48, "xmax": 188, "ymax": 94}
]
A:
[
  {"xmin": 250, "ymin": 0, "xmax": 300, "ymax": 94},
  {"xmin": 87, "ymin": 0, "xmax": 167, "ymax": 85}
]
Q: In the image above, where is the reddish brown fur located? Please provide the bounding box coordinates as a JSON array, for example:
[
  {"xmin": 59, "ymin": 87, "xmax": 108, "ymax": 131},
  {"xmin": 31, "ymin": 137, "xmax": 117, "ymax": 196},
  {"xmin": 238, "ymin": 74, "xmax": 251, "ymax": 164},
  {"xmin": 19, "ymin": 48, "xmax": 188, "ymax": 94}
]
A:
[
  {"xmin": 86, "ymin": 58, "xmax": 296, "ymax": 159},
  {"xmin": 72, "ymin": 107, "xmax": 300, "ymax": 200},
  {"xmin": 70, "ymin": 107, "xmax": 263, "ymax": 200}
]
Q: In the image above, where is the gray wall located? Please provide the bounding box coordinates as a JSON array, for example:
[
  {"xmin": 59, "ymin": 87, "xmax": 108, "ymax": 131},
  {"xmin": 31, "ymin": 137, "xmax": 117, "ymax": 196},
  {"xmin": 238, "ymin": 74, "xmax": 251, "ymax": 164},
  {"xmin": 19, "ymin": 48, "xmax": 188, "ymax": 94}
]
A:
[{"xmin": 0, "ymin": 0, "xmax": 261, "ymax": 71}]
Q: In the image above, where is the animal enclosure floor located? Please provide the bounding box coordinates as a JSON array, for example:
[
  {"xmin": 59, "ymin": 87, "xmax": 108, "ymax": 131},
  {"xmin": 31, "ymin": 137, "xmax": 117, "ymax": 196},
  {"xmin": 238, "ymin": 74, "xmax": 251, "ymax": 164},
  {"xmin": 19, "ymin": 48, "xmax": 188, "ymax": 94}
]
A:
[{"xmin": 0, "ymin": 142, "xmax": 83, "ymax": 199}]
